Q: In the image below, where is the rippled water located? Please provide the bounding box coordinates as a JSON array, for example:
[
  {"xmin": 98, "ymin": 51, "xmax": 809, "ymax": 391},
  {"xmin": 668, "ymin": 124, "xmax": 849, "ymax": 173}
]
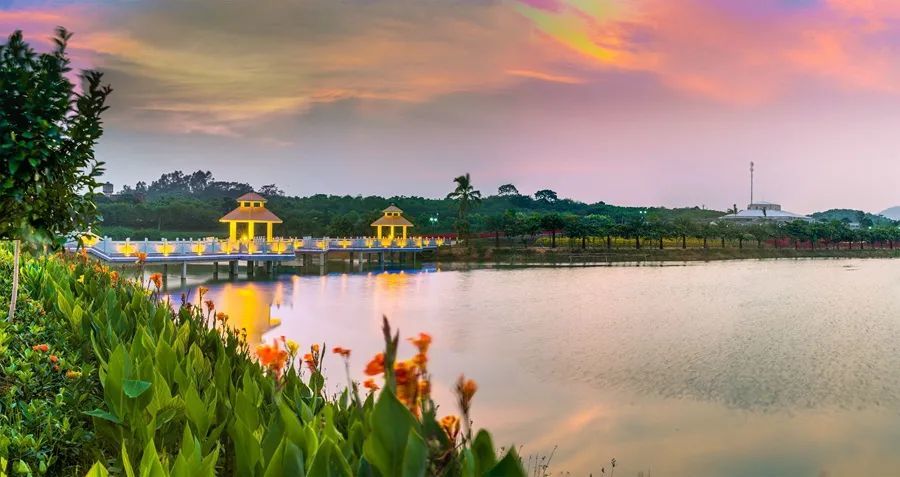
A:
[{"xmin": 173, "ymin": 259, "xmax": 900, "ymax": 476}]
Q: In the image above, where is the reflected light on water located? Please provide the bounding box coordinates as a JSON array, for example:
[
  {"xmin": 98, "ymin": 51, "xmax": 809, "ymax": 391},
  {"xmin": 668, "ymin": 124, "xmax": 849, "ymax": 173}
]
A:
[{"xmin": 171, "ymin": 259, "xmax": 900, "ymax": 476}]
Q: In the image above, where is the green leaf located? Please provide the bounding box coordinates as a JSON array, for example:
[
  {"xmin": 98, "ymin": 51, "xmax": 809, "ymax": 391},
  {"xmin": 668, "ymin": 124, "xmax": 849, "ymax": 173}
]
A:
[
  {"xmin": 84, "ymin": 408, "xmax": 121, "ymax": 424},
  {"xmin": 84, "ymin": 461, "xmax": 110, "ymax": 477},
  {"xmin": 362, "ymin": 390, "xmax": 419, "ymax": 477},
  {"xmin": 138, "ymin": 439, "xmax": 167, "ymax": 477},
  {"xmin": 485, "ymin": 447, "xmax": 527, "ymax": 477},
  {"xmin": 401, "ymin": 431, "xmax": 427, "ymax": 477},
  {"xmin": 471, "ymin": 430, "xmax": 497, "ymax": 476},
  {"xmin": 123, "ymin": 379, "xmax": 152, "ymax": 398},
  {"xmin": 308, "ymin": 438, "xmax": 351, "ymax": 477}
]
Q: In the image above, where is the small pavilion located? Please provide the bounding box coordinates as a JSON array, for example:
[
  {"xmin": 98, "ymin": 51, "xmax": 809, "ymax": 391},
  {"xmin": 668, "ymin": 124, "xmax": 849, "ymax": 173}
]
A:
[
  {"xmin": 219, "ymin": 192, "xmax": 283, "ymax": 241},
  {"xmin": 371, "ymin": 205, "xmax": 414, "ymax": 239}
]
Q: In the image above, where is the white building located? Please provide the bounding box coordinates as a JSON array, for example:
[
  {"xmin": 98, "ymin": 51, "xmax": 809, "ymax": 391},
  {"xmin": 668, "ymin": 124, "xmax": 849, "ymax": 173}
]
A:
[{"xmin": 719, "ymin": 201, "xmax": 814, "ymax": 224}]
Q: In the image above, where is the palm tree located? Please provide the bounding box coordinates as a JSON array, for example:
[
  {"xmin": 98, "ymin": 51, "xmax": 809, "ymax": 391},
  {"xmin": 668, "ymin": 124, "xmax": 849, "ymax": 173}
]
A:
[{"xmin": 447, "ymin": 173, "xmax": 482, "ymax": 243}]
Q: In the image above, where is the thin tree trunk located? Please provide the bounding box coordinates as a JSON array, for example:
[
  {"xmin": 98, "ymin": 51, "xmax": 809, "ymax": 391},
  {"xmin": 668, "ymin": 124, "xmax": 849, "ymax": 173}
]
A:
[
  {"xmin": 551, "ymin": 232, "xmax": 556, "ymax": 248},
  {"xmin": 7, "ymin": 239, "xmax": 20, "ymax": 322},
  {"xmin": 682, "ymin": 234, "xmax": 686, "ymax": 249},
  {"xmin": 495, "ymin": 231, "xmax": 500, "ymax": 248},
  {"xmin": 703, "ymin": 237, "xmax": 708, "ymax": 249},
  {"xmin": 659, "ymin": 237, "xmax": 663, "ymax": 250},
  {"xmin": 582, "ymin": 236, "xmax": 586, "ymax": 249},
  {"xmin": 606, "ymin": 235, "xmax": 611, "ymax": 250},
  {"xmin": 635, "ymin": 236, "xmax": 641, "ymax": 250}
]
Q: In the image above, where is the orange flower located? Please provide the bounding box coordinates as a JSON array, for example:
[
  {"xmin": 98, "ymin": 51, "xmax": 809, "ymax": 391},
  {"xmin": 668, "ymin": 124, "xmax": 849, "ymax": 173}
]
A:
[
  {"xmin": 256, "ymin": 340, "xmax": 289, "ymax": 378},
  {"xmin": 440, "ymin": 415, "xmax": 460, "ymax": 440},
  {"xmin": 52, "ymin": 365, "xmax": 60, "ymax": 372},
  {"xmin": 456, "ymin": 375, "xmax": 477, "ymax": 409},
  {"xmin": 31, "ymin": 344, "xmax": 49, "ymax": 353},
  {"xmin": 198, "ymin": 286, "xmax": 209, "ymax": 300},
  {"xmin": 408, "ymin": 332, "xmax": 432, "ymax": 354},
  {"xmin": 204, "ymin": 299, "xmax": 215, "ymax": 313},
  {"xmin": 135, "ymin": 252, "xmax": 147, "ymax": 265},
  {"xmin": 66, "ymin": 370, "xmax": 82, "ymax": 379},
  {"xmin": 49, "ymin": 355, "xmax": 59, "ymax": 363},
  {"xmin": 311, "ymin": 343, "xmax": 320, "ymax": 354},
  {"xmin": 303, "ymin": 353, "xmax": 317, "ymax": 371},
  {"xmin": 332, "ymin": 346, "xmax": 351, "ymax": 358},
  {"xmin": 149, "ymin": 273, "xmax": 162, "ymax": 290},
  {"xmin": 363, "ymin": 378, "xmax": 379, "ymax": 392},
  {"xmin": 364, "ymin": 353, "xmax": 385, "ymax": 376},
  {"xmin": 109, "ymin": 271, "xmax": 119, "ymax": 283},
  {"xmin": 412, "ymin": 352, "xmax": 428, "ymax": 368},
  {"xmin": 216, "ymin": 312, "xmax": 228, "ymax": 322},
  {"xmin": 394, "ymin": 360, "xmax": 420, "ymax": 411}
]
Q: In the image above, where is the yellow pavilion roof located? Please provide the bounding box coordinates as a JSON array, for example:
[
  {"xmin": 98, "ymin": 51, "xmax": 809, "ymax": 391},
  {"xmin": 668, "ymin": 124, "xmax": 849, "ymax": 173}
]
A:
[
  {"xmin": 236, "ymin": 192, "xmax": 267, "ymax": 202},
  {"xmin": 219, "ymin": 206, "xmax": 282, "ymax": 223},
  {"xmin": 382, "ymin": 205, "xmax": 404, "ymax": 214},
  {"xmin": 371, "ymin": 215, "xmax": 414, "ymax": 227}
]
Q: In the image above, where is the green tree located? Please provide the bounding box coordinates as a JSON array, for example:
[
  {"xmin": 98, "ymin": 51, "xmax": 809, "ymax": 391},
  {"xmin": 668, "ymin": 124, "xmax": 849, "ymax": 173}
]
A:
[
  {"xmin": 672, "ymin": 217, "xmax": 696, "ymax": 249},
  {"xmin": 584, "ymin": 215, "xmax": 614, "ymax": 250},
  {"xmin": 1, "ymin": 28, "xmax": 111, "ymax": 320},
  {"xmin": 534, "ymin": 189, "xmax": 558, "ymax": 204},
  {"xmin": 497, "ymin": 184, "xmax": 519, "ymax": 196},
  {"xmin": 447, "ymin": 173, "xmax": 482, "ymax": 241},
  {"xmin": 539, "ymin": 213, "xmax": 566, "ymax": 248},
  {"xmin": 562, "ymin": 214, "xmax": 592, "ymax": 249},
  {"xmin": 484, "ymin": 214, "xmax": 505, "ymax": 248}
]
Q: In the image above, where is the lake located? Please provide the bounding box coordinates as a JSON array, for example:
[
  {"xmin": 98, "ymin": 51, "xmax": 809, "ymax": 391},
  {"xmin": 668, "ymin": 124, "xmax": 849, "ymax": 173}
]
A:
[{"xmin": 171, "ymin": 259, "xmax": 900, "ymax": 476}]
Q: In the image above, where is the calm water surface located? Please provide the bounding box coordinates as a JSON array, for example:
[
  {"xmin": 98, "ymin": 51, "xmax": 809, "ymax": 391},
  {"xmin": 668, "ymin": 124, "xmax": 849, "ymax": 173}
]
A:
[{"xmin": 173, "ymin": 259, "xmax": 900, "ymax": 476}]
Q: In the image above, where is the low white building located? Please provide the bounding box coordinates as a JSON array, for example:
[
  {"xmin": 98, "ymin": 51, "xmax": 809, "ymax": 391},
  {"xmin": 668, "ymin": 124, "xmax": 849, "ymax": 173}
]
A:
[{"xmin": 719, "ymin": 201, "xmax": 813, "ymax": 224}]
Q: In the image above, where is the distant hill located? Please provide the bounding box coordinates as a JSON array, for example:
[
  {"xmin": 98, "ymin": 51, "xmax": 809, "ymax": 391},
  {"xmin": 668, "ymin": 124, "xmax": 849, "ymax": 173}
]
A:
[
  {"xmin": 811, "ymin": 209, "xmax": 894, "ymax": 225},
  {"xmin": 880, "ymin": 206, "xmax": 900, "ymax": 221}
]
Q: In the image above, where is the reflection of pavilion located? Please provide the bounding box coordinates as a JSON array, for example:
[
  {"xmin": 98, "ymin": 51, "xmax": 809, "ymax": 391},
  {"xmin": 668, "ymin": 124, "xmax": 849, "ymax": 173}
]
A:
[{"xmin": 212, "ymin": 282, "xmax": 283, "ymax": 346}]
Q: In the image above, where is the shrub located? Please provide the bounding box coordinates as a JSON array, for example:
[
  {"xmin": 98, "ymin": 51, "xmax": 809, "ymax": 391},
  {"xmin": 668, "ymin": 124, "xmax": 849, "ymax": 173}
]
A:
[{"xmin": 0, "ymin": 248, "xmax": 525, "ymax": 476}]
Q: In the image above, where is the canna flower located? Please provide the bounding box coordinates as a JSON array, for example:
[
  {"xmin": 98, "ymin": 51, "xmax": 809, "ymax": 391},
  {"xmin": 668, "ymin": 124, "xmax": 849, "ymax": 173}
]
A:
[
  {"xmin": 458, "ymin": 376, "xmax": 477, "ymax": 404},
  {"xmin": 135, "ymin": 252, "xmax": 147, "ymax": 265},
  {"xmin": 412, "ymin": 352, "xmax": 428, "ymax": 368},
  {"xmin": 364, "ymin": 353, "xmax": 385, "ymax": 376},
  {"xmin": 109, "ymin": 271, "xmax": 119, "ymax": 283},
  {"xmin": 49, "ymin": 355, "xmax": 59, "ymax": 363},
  {"xmin": 286, "ymin": 339, "xmax": 299, "ymax": 356},
  {"xmin": 363, "ymin": 378, "xmax": 380, "ymax": 392},
  {"xmin": 216, "ymin": 312, "xmax": 228, "ymax": 323},
  {"xmin": 198, "ymin": 287, "xmax": 209, "ymax": 304},
  {"xmin": 52, "ymin": 365, "xmax": 60, "ymax": 372},
  {"xmin": 440, "ymin": 415, "xmax": 461, "ymax": 441},
  {"xmin": 332, "ymin": 346, "xmax": 351, "ymax": 358},
  {"xmin": 418, "ymin": 378, "xmax": 431, "ymax": 399},
  {"xmin": 204, "ymin": 299, "xmax": 215, "ymax": 313},
  {"xmin": 256, "ymin": 340, "xmax": 289, "ymax": 379},
  {"xmin": 408, "ymin": 332, "xmax": 432, "ymax": 354},
  {"xmin": 394, "ymin": 360, "xmax": 420, "ymax": 412},
  {"xmin": 66, "ymin": 370, "xmax": 82, "ymax": 379},
  {"xmin": 303, "ymin": 352, "xmax": 318, "ymax": 372},
  {"xmin": 32, "ymin": 344, "xmax": 49, "ymax": 352},
  {"xmin": 311, "ymin": 343, "xmax": 320, "ymax": 354},
  {"xmin": 149, "ymin": 273, "xmax": 163, "ymax": 290}
]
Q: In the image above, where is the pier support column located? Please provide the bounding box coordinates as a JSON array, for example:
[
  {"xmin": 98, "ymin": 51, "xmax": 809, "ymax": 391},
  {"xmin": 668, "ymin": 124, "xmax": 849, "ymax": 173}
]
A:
[
  {"xmin": 320, "ymin": 252, "xmax": 327, "ymax": 275},
  {"xmin": 247, "ymin": 260, "xmax": 254, "ymax": 278},
  {"xmin": 162, "ymin": 263, "xmax": 169, "ymax": 288},
  {"xmin": 265, "ymin": 261, "xmax": 273, "ymax": 276},
  {"xmin": 228, "ymin": 260, "xmax": 237, "ymax": 279},
  {"xmin": 181, "ymin": 262, "xmax": 187, "ymax": 283},
  {"xmin": 213, "ymin": 262, "xmax": 219, "ymax": 280}
]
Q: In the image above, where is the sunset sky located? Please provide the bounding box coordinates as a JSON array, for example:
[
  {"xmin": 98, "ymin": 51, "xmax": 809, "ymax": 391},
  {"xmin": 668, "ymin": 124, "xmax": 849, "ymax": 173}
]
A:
[{"xmin": 3, "ymin": 0, "xmax": 900, "ymax": 212}]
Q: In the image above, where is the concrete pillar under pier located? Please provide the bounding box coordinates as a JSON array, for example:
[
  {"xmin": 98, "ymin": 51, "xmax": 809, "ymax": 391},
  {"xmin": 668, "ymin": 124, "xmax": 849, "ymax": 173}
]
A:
[
  {"xmin": 247, "ymin": 260, "xmax": 254, "ymax": 278},
  {"xmin": 162, "ymin": 263, "xmax": 169, "ymax": 288},
  {"xmin": 265, "ymin": 261, "xmax": 273, "ymax": 276},
  {"xmin": 320, "ymin": 252, "xmax": 327, "ymax": 275},
  {"xmin": 228, "ymin": 260, "xmax": 237, "ymax": 279},
  {"xmin": 213, "ymin": 262, "xmax": 219, "ymax": 280},
  {"xmin": 181, "ymin": 262, "xmax": 187, "ymax": 282}
]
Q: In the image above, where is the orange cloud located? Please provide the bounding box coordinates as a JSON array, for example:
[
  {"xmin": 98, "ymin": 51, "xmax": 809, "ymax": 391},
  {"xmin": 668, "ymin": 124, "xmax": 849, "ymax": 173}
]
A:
[{"xmin": 506, "ymin": 69, "xmax": 586, "ymax": 84}]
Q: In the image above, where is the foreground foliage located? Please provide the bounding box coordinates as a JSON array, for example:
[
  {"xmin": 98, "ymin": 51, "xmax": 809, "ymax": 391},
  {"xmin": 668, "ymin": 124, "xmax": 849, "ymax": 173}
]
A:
[{"xmin": 0, "ymin": 249, "xmax": 525, "ymax": 476}]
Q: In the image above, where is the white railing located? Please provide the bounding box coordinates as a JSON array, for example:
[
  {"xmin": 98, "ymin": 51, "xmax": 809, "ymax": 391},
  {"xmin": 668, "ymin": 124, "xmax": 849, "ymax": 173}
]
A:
[{"xmin": 77, "ymin": 235, "xmax": 444, "ymax": 258}]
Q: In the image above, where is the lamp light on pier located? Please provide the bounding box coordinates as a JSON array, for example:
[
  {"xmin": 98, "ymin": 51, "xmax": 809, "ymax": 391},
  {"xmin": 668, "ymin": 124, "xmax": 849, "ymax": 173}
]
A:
[{"xmin": 158, "ymin": 241, "xmax": 175, "ymax": 256}]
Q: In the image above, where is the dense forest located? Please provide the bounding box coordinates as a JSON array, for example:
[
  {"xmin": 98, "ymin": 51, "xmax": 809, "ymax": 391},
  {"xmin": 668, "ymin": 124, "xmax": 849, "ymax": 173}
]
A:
[{"xmin": 96, "ymin": 170, "xmax": 725, "ymax": 238}]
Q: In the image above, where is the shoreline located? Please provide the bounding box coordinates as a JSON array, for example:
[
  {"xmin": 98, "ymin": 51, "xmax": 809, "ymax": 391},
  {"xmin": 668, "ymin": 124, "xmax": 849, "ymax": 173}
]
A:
[{"xmin": 435, "ymin": 246, "xmax": 900, "ymax": 264}]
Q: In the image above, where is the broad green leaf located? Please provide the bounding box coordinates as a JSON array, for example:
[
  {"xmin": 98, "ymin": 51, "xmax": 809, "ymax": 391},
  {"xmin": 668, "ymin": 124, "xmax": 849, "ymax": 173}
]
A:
[
  {"xmin": 84, "ymin": 408, "xmax": 121, "ymax": 424},
  {"xmin": 362, "ymin": 390, "xmax": 419, "ymax": 477},
  {"xmin": 308, "ymin": 438, "xmax": 351, "ymax": 477},
  {"xmin": 485, "ymin": 447, "xmax": 527, "ymax": 477},
  {"xmin": 401, "ymin": 431, "xmax": 427, "ymax": 477},
  {"xmin": 138, "ymin": 439, "xmax": 167, "ymax": 477},
  {"xmin": 471, "ymin": 430, "xmax": 497, "ymax": 476},
  {"xmin": 123, "ymin": 379, "xmax": 152, "ymax": 398},
  {"xmin": 84, "ymin": 462, "xmax": 110, "ymax": 477}
]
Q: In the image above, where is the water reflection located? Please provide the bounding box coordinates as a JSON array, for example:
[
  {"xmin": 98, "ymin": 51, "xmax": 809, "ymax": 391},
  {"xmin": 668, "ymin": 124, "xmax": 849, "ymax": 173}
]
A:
[{"xmin": 170, "ymin": 259, "xmax": 900, "ymax": 476}]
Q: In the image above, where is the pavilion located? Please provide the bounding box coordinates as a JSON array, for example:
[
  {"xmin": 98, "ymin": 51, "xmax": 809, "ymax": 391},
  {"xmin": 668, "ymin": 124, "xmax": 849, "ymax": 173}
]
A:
[
  {"xmin": 219, "ymin": 192, "xmax": 283, "ymax": 241},
  {"xmin": 371, "ymin": 205, "xmax": 414, "ymax": 239}
]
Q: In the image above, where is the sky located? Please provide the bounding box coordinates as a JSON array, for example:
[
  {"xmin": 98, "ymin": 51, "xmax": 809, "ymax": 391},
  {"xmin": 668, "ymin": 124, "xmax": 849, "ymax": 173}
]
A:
[{"xmin": 3, "ymin": 0, "xmax": 900, "ymax": 213}]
